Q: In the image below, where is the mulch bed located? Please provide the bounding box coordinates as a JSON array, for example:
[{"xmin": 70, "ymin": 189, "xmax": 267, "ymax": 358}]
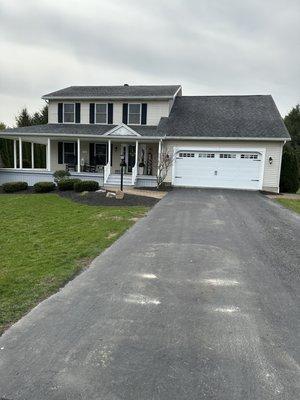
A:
[
  {"xmin": 58, "ymin": 190, "xmax": 160, "ymax": 207},
  {"xmin": 0, "ymin": 187, "xmax": 159, "ymax": 206}
]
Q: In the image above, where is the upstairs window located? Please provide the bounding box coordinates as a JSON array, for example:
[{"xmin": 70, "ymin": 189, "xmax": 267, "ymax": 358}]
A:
[
  {"xmin": 128, "ymin": 104, "xmax": 141, "ymax": 125},
  {"xmin": 63, "ymin": 103, "xmax": 75, "ymax": 123},
  {"xmin": 95, "ymin": 103, "xmax": 107, "ymax": 124}
]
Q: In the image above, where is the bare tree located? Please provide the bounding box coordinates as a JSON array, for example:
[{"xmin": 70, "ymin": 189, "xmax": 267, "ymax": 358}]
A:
[{"xmin": 156, "ymin": 146, "xmax": 175, "ymax": 188}]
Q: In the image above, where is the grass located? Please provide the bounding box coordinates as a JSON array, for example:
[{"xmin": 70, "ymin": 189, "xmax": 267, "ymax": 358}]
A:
[
  {"xmin": 0, "ymin": 194, "xmax": 148, "ymax": 334},
  {"xmin": 277, "ymin": 199, "xmax": 300, "ymax": 214}
]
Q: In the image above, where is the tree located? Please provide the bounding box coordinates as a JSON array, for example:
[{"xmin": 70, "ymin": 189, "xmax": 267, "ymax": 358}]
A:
[
  {"xmin": 156, "ymin": 146, "xmax": 175, "ymax": 188},
  {"xmin": 15, "ymin": 105, "xmax": 48, "ymax": 127},
  {"xmin": 280, "ymin": 146, "xmax": 299, "ymax": 193},
  {"xmin": 284, "ymin": 105, "xmax": 300, "ymax": 176},
  {"xmin": 15, "ymin": 108, "xmax": 32, "ymax": 127},
  {"xmin": 31, "ymin": 105, "xmax": 48, "ymax": 125},
  {"xmin": 0, "ymin": 122, "xmax": 6, "ymax": 131}
]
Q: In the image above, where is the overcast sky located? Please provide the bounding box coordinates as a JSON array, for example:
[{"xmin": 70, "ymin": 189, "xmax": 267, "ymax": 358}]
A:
[{"xmin": 0, "ymin": 0, "xmax": 299, "ymax": 126}]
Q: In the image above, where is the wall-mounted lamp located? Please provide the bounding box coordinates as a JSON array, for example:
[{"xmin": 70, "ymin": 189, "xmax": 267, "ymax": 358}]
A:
[{"xmin": 269, "ymin": 157, "xmax": 273, "ymax": 165}]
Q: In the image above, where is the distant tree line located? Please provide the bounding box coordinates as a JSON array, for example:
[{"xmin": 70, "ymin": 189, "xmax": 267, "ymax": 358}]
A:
[{"xmin": 280, "ymin": 105, "xmax": 300, "ymax": 192}]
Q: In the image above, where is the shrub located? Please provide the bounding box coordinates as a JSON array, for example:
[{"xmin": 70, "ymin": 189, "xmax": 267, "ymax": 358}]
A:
[
  {"xmin": 53, "ymin": 170, "xmax": 70, "ymax": 183},
  {"xmin": 2, "ymin": 181, "xmax": 28, "ymax": 193},
  {"xmin": 74, "ymin": 180, "xmax": 99, "ymax": 192},
  {"xmin": 58, "ymin": 178, "xmax": 81, "ymax": 191},
  {"xmin": 280, "ymin": 146, "xmax": 299, "ymax": 193},
  {"xmin": 33, "ymin": 182, "xmax": 56, "ymax": 193}
]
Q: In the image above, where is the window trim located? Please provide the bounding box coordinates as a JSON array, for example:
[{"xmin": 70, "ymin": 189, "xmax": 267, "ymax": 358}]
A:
[
  {"xmin": 95, "ymin": 103, "xmax": 108, "ymax": 125},
  {"xmin": 63, "ymin": 141, "xmax": 76, "ymax": 164},
  {"xmin": 63, "ymin": 103, "xmax": 75, "ymax": 124},
  {"xmin": 128, "ymin": 103, "xmax": 141, "ymax": 125}
]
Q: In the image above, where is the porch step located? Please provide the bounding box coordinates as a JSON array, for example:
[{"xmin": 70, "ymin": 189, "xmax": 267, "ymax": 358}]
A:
[{"xmin": 105, "ymin": 174, "xmax": 133, "ymax": 187}]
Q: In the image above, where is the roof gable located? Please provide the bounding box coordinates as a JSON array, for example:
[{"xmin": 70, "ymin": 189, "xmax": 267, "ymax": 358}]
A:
[{"xmin": 104, "ymin": 124, "xmax": 141, "ymax": 137}]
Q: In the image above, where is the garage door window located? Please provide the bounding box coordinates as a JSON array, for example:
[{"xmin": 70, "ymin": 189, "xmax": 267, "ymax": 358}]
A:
[
  {"xmin": 198, "ymin": 153, "xmax": 215, "ymax": 158},
  {"xmin": 219, "ymin": 153, "xmax": 236, "ymax": 159},
  {"xmin": 240, "ymin": 154, "xmax": 259, "ymax": 159},
  {"xmin": 179, "ymin": 152, "xmax": 195, "ymax": 158}
]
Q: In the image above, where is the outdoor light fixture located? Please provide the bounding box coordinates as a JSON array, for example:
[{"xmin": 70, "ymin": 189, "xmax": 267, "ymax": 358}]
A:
[{"xmin": 269, "ymin": 156, "xmax": 273, "ymax": 165}]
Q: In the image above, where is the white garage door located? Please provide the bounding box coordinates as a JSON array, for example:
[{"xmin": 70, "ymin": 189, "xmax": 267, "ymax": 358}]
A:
[{"xmin": 174, "ymin": 151, "xmax": 263, "ymax": 190}]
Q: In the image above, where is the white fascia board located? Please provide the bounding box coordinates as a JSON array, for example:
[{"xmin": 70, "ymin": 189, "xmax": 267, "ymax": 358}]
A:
[
  {"xmin": 163, "ymin": 136, "xmax": 290, "ymax": 142},
  {"xmin": 0, "ymin": 132, "xmax": 162, "ymax": 141}
]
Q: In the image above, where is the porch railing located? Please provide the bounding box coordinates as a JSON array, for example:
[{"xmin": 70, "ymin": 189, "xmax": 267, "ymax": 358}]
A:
[
  {"xmin": 132, "ymin": 164, "xmax": 138, "ymax": 186},
  {"xmin": 104, "ymin": 162, "xmax": 111, "ymax": 184}
]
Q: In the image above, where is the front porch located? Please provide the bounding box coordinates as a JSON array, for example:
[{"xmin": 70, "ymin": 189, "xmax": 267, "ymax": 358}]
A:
[{"xmin": 0, "ymin": 136, "xmax": 160, "ymax": 188}]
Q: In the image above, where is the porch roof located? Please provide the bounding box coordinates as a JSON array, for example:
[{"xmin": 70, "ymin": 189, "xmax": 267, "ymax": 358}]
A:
[{"xmin": 0, "ymin": 124, "xmax": 162, "ymax": 138}]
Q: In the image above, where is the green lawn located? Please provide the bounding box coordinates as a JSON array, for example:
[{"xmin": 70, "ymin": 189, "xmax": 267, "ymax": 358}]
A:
[
  {"xmin": 277, "ymin": 199, "xmax": 300, "ymax": 214},
  {"xmin": 0, "ymin": 194, "xmax": 147, "ymax": 334}
]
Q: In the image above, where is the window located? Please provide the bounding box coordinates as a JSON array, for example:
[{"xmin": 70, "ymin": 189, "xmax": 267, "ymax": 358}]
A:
[
  {"xmin": 179, "ymin": 152, "xmax": 195, "ymax": 158},
  {"xmin": 63, "ymin": 103, "xmax": 75, "ymax": 123},
  {"xmin": 219, "ymin": 153, "xmax": 236, "ymax": 159},
  {"xmin": 95, "ymin": 104, "xmax": 107, "ymax": 124},
  {"xmin": 241, "ymin": 153, "xmax": 259, "ymax": 159},
  {"xmin": 128, "ymin": 104, "xmax": 141, "ymax": 124},
  {"xmin": 95, "ymin": 143, "xmax": 107, "ymax": 165},
  {"xmin": 198, "ymin": 153, "xmax": 215, "ymax": 158},
  {"xmin": 64, "ymin": 142, "xmax": 76, "ymax": 164}
]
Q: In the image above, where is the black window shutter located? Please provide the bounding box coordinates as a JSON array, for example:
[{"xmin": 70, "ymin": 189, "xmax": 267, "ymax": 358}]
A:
[
  {"xmin": 122, "ymin": 103, "xmax": 128, "ymax": 124},
  {"xmin": 75, "ymin": 103, "xmax": 81, "ymax": 123},
  {"xmin": 108, "ymin": 103, "xmax": 113, "ymax": 124},
  {"xmin": 58, "ymin": 142, "xmax": 63, "ymax": 164},
  {"xmin": 89, "ymin": 143, "xmax": 94, "ymax": 165},
  {"xmin": 141, "ymin": 103, "xmax": 147, "ymax": 125},
  {"xmin": 58, "ymin": 103, "xmax": 63, "ymax": 123},
  {"xmin": 89, "ymin": 103, "xmax": 95, "ymax": 124}
]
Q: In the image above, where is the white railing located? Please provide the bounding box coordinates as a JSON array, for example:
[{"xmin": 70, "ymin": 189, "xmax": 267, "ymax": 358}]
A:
[
  {"xmin": 104, "ymin": 162, "xmax": 111, "ymax": 184},
  {"xmin": 132, "ymin": 164, "xmax": 138, "ymax": 186}
]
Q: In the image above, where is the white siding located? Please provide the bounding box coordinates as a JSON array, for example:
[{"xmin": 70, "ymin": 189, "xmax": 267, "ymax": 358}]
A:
[
  {"xmin": 48, "ymin": 101, "xmax": 58, "ymax": 123},
  {"xmin": 164, "ymin": 140, "xmax": 284, "ymax": 192},
  {"xmin": 47, "ymin": 100, "xmax": 170, "ymax": 126}
]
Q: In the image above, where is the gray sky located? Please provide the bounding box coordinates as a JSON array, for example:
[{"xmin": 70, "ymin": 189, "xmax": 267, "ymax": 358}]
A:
[{"xmin": 0, "ymin": 0, "xmax": 299, "ymax": 126}]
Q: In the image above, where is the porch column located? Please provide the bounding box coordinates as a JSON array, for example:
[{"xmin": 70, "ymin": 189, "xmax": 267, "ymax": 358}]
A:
[
  {"xmin": 135, "ymin": 140, "xmax": 139, "ymax": 167},
  {"xmin": 108, "ymin": 139, "xmax": 111, "ymax": 165},
  {"xmin": 77, "ymin": 138, "xmax": 81, "ymax": 172},
  {"xmin": 47, "ymin": 138, "xmax": 51, "ymax": 171},
  {"xmin": 31, "ymin": 142, "xmax": 34, "ymax": 169},
  {"xmin": 158, "ymin": 139, "xmax": 162, "ymax": 164},
  {"xmin": 13, "ymin": 139, "xmax": 17, "ymax": 169},
  {"xmin": 18, "ymin": 137, "xmax": 22, "ymax": 169}
]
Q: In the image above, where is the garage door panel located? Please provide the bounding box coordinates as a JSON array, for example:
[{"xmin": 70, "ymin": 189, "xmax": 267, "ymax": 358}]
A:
[{"xmin": 174, "ymin": 151, "xmax": 262, "ymax": 190}]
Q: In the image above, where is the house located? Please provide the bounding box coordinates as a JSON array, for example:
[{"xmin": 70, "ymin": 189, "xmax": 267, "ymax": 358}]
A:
[{"xmin": 0, "ymin": 84, "xmax": 290, "ymax": 192}]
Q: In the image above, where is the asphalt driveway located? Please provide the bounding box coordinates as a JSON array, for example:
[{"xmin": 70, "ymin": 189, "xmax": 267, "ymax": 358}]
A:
[{"xmin": 0, "ymin": 189, "xmax": 299, "ymax": 400}]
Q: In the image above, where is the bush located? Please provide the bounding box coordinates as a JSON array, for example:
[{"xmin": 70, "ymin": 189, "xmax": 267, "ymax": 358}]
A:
[
  {"xmin": 53, "ymin": 170, "xmax": 70, "ymax": 183},
  {"xmin": 58, "ymin": 178, "xmax": 81, "ymax": 191},
  {"xmin": 74, "ymin": 180, "xmax": 99, "ymax": 192},
  {"xmin": 2, "ymin": 181, "xmax": 28, "ymax": 193},
  {"xmin": 33, "ymin": 182, "xmax": 56, "ymax": 193},
  {"xmin": 280, "ymin": 146, "xmax": 299, "ymax": 193}
]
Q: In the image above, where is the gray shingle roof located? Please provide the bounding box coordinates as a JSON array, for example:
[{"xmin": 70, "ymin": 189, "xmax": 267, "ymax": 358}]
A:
[
  {"xmin": 1, "ymin": 124, "xmax": 162, "ymax": 137},
  {"xmin": 157, "ymin": 95, "xmax": 290, "ymax": 139},
  {"xmin": 42, "ymin": 85, "xmax": 181, "ymax": 99}
]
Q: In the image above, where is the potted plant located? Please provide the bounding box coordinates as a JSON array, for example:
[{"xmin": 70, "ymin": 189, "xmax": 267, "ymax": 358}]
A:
[{"xmin": 138, "ymin": 161, "xmax": 145, "ymax": 175}]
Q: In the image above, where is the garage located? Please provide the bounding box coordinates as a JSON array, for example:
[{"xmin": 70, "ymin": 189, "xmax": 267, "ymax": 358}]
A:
[{"xmin": 173, "ymin": 150, "xmax": 263, "ymax": 190}]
